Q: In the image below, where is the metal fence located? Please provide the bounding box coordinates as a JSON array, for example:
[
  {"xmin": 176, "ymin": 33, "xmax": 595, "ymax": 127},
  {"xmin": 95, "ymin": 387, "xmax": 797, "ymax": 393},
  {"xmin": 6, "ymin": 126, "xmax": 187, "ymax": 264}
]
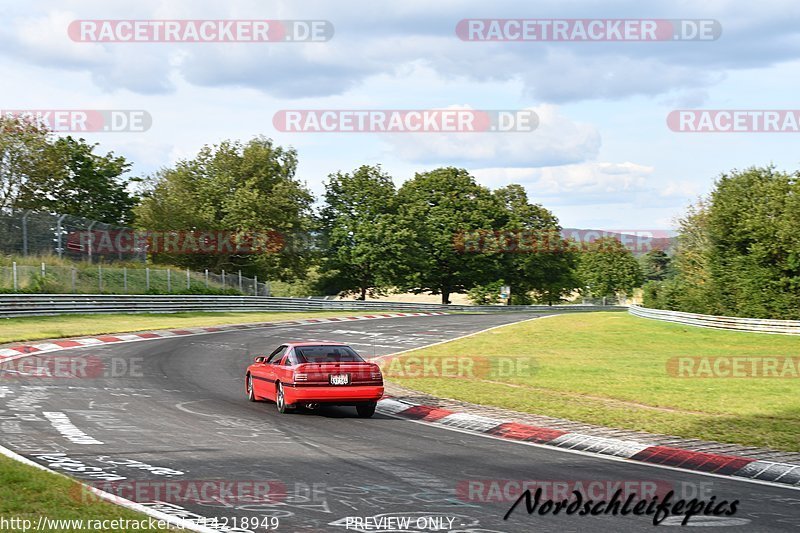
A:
[
  {"xmin": 0, "ymin": 262, "xmax": 272, "ymax": 295},
  {"xmin": 629, "ymin": 305, "xmax": 800, "ymax": 335},
  {"xmin": 0, "ymin": 210, "xmax": 146, "ymax": 262},
  {"xmin": 0, "ymin": 294, "xmax": 625, "ymax": 318}
]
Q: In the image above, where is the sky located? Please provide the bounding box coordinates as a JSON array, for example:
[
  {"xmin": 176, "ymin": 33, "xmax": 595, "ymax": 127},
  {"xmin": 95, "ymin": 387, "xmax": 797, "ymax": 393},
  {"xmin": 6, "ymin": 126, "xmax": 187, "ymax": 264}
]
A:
[{"xmin": 2, "ymin": 0, "xmax": 799, "ymax": 231}]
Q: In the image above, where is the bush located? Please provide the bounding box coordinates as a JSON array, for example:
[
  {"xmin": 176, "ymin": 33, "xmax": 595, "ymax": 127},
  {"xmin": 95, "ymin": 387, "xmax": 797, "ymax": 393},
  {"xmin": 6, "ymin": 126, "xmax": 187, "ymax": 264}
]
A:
[{"xmin": 467, "ymin": 281, "xmax": 504, "ymax": 305}]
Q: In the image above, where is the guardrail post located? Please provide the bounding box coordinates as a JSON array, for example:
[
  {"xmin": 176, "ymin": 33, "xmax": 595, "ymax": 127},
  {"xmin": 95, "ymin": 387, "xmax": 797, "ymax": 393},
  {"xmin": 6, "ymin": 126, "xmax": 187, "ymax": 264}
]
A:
[
  {"xmin": 238, "ymin": 270, "xmax": 243, "ymax": 293},
  {"xmin": 266, "ymin": 280, "xmax": 270, "ymax": 297},
  {"xmin": 87, "ymin": 221, "xmax": 96, "ymax": 263},
  {"xmin": 123, "ymin": 267, "xmax": 127, "ymax": 293},
  {"xmin": 145, "ymin": 267, "xmax": 150, "ymax": 291},
  {"xmin": 56, "ymin": 214, "xmax": 66, "ymax": 258},
  {"xmin": 98, "ymin": 264, "xmax": 103, "ymax": 292},
  {"xmin": 71, "ymin": 267, "xmax": 76, "ymax": 293},
  {"xmin": 12, "ymin": 262, "xmax": 17, "ymax": 291},
  {"xmin": 186, "ymin": 268, "xmax": 190, "ymax": 290},
  {"xmin": 167, "ymin": 269, "xmax": 171, "ymax": 293},
  {"xmin": 41, "ymin": 262, "xmax": 45, "ymax": 278},
  {"xmin": 222, "ymin": 270, "xmax": 226, "ymax": 288},
  {"xmin": 205, "ymin": 269, "xmax": 209, "ymax": 288},
  {"xmin": 21, "ymin": 212, "xmax": 28, "ymax": 256},
  {"xmin": 254, "ymin": 275, "xmax": 258, "ymax": 296}
]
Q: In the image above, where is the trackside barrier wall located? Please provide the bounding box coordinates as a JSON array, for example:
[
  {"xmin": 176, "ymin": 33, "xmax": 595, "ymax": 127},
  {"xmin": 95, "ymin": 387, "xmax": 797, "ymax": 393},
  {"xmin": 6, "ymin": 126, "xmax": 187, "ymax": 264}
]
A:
[
  {"xmin": 629, "ymin": 304, "xmax": 800, "ymax": 335},
  {"xmin": 0, "ymin": 294, "xmax": 624, "ymax": 318}
]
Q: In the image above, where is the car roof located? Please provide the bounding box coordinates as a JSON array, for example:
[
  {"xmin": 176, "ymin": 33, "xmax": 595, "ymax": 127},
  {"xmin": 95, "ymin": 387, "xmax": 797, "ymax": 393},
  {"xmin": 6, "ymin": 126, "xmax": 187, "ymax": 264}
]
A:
[{"xmin": 285, "ymin": 342, "xmax": 351, "ymax": 347}]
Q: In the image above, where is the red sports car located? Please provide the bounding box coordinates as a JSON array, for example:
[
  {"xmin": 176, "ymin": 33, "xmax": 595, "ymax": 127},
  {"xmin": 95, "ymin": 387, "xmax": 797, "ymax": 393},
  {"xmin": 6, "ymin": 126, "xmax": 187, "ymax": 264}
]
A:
[{"xmin": 245, "ymin": 342, "xmax": 384, "ymax": 417}]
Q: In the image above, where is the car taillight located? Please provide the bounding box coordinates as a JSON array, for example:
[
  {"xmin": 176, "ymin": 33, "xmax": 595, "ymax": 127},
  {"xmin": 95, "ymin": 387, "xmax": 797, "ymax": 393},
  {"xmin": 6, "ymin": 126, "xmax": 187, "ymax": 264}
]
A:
[
  {"xmin": 371, "ymin": 369, "xmax": 382, "ymax": 380},
  {"xmin": 295, "ymin": 373, "xmax": 308, "ymax": 382}
]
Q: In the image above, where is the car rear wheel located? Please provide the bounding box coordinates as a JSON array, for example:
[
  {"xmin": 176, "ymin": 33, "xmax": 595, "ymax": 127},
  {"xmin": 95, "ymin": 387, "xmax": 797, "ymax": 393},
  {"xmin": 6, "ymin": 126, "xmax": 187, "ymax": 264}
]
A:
[
  {"xmin": 246, "ymin": 374, "xmax": 257, "ymax": 402},
  {"xmin": 276, "ymin": 383, "xmax": 293, "ymax": 414},
  {"xmin": 356, "ymin": 402, "xmax": 377, "ymax": 418}
]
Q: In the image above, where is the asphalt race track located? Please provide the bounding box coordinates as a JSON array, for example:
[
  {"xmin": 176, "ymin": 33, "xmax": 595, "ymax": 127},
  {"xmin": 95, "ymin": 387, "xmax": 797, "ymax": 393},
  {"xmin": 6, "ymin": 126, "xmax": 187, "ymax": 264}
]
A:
[{"xmin": 1, "ymin": 313, "xmax": 798, "ymax": 532}]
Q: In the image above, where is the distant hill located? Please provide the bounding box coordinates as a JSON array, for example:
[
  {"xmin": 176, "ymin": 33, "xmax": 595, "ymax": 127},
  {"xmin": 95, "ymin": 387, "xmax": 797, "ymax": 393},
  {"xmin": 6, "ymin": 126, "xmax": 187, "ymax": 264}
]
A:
[{"xmin": 560, "ymin": 228, "xmax": 676, "ymax": 256}]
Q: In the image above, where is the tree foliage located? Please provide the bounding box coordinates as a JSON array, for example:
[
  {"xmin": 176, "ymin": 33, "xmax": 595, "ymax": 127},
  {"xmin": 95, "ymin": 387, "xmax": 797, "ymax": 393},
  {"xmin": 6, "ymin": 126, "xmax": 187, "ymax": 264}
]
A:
[
  {"xmin": 316, "ymin": 165, "xmax": 407, "ymax": 299},
  {"xmin": 577, "ymin": 237, "xmax": 644, "ymax": 298},
  {"xmin": 0, "ymin": 116, "xmax": 55, "ymax": 211},
  {"xmin": 0, "ymin": 116, "xmax": 137, "ymax": 223},
  {"xmin": 493, "ymin": 184, "xmax": 580, "ymax": 305},
  {"xmin": 19, "ymin": 136, "xmax": 137, "ymax": 223},
  {"xmin": 640, "ymin": 249, "xmax": 672, "ymax": 282},
  {"xmin": 134, "ymin": 136, "xmax": 313, "ymax": 280},
  {"xmin": 646, "ymin": 166, "xmax": 800, "ymax": 319},
  {"xmin": 394, "ymin": 167, "xmax": 504, "ymax": 304}
]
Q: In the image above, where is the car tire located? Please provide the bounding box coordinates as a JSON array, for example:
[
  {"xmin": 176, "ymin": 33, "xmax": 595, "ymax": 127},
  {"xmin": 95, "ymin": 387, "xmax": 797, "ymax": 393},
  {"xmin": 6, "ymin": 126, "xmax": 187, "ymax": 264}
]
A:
[
  {"xmin": 246, "ymin": 374, "xmax": 257, "ymax": 402},
  {"xmin": 276, "ymin": 383, "xmax": 293, "ymax": 414},
  {"xmin": 356, "ymin": 402, "xmax": 377, "ymax": 418}
]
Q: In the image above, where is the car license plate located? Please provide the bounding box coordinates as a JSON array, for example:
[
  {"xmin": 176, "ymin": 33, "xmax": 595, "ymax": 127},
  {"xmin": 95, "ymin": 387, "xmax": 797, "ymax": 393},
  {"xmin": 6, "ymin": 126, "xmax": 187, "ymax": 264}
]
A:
[{"xmin": 329, "ymin": 374, "xmax": 350, "ymax": 385}]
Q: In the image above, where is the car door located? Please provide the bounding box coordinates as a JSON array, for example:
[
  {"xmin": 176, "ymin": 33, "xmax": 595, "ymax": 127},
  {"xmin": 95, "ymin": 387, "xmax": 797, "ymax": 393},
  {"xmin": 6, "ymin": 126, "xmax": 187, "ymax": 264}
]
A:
[{"xmin": 254, "ymin": 345, "xmax": 287, "ymax": 400}]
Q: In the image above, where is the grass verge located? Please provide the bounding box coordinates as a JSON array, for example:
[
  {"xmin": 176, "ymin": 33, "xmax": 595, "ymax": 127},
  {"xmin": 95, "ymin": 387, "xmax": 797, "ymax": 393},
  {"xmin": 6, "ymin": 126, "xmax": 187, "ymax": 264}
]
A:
[
  {"xmin": 387, "ymin": 312, "xmax": 800, "ymax": 451},
  {"xmin": 0, "ymin": 455, "xmax": 173, "ymax": 532},
  {"xmin": 0, "ymin": 311, "xmax": 387, "ymax": 344}
]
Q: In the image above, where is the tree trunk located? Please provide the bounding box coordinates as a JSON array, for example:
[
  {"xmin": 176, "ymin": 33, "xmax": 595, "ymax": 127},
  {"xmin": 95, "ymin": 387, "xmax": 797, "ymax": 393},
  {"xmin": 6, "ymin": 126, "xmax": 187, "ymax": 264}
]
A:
[
  {"xmin": 359, "ymin": 286, "xmax": 367, "ymax": 300},
  {"xmin": 441, "ymin": 290, "xmax": 450, "ymax": 305}
]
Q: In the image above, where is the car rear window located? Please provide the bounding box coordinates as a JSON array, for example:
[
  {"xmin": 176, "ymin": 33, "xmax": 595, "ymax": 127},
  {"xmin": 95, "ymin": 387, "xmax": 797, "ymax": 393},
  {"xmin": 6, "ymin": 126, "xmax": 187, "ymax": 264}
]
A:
[{"xmin": 295, "ymin": 346, "xmax": 364, "ymax": 363}]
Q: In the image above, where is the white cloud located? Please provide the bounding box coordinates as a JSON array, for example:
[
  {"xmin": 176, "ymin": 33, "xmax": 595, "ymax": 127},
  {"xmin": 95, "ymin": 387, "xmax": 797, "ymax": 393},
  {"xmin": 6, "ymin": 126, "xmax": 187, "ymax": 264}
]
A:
[
  {"xmin": 3, "ymin": 1, "xmax": 800, "ymax": 102},
  {"xmin": 659, "ymin": 180, "xmax": 703, "ymax": 198},
  {"xmin": 382, "ymin": 104, "xmax": 600, "ymax": 167},
  {"xmin": 473, "ymin": 161, "xmax": 653, "ymax": 195},
  {"xmin": 12, "ymin": 10, "xmax": 110, "ymax": 68}
]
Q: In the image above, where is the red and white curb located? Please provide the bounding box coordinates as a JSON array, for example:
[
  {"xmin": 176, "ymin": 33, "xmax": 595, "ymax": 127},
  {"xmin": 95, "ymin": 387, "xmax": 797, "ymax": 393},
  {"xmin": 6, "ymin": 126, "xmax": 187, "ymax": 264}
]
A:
[
  {"xmin": 376, "ymin": 398, "xmax": 800, "ymax": 488},
  {"xmin": 0, "ymin": 312, "xmax": 447, "ymax": 363}
]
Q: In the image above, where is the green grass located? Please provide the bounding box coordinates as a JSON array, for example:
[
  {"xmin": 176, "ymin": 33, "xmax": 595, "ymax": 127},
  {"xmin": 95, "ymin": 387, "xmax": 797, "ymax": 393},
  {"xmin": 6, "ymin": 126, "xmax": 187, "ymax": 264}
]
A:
[
  {"xmin": 388, "ymin": 312, "xmax": 800, "ymax": 451},
  {"xmin": 0, "ymin": 311, "xmax": 381, "ymax": 344},
  {"xmin": 0, "ymin": 456, "xmax": 172, "ymax": 531}
]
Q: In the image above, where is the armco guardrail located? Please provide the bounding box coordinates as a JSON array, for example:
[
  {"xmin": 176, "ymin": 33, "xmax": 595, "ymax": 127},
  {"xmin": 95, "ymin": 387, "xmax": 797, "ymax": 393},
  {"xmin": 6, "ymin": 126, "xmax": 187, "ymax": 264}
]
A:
[
  {"xmin": 0, "ymin": 294, "xmax": 624, "ymax": 318},
  {"xmin": 629, "ymin": 304, "xmax": 800, "ymax": 335}
]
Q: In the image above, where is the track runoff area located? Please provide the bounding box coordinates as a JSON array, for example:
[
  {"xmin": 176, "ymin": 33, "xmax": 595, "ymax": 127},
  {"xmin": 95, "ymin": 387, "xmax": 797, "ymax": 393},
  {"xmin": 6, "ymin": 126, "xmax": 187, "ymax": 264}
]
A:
[{"xmin": 1, "ymin": 312, "xmax": 797, "ymax": 532}]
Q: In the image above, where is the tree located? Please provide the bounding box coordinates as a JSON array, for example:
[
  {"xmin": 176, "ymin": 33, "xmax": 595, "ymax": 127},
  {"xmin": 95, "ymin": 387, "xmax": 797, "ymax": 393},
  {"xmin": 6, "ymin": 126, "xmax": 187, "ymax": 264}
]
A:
[
  {"xmin": 467, "ymin": 280, "xmax": 504, "ymax": 305},
  {"xmin": 640, "ymin": 249, "xmax": 672, "ymax": 282},
  {"xmin": 704, "ymin": 166, "xmax": 800, "ymax": 318},
  {"xmin": 577, "ymin": 237, "xmax": 644, "ymax": 298},
  {"xmin": 18, "ymin": 136, "xmax": 137, "ymax": 224},
  {"xmin": 0, "ymin": 115, "xmax": 58, "ymax": 211},
  {"xmin": 658, "ymin": 167, "xmax": 800, "ymax": 318},
  {"xmin": 492, "ymin": 184, "xmax": 580, "ymax": 305},
  {"xmin": 394, "ymin": 167, "xmax": 504, "ymax": 304},
  {"xmin": 317, "ymin": 165, "xmax": 408, "ymax": 299},
  {"xmin": 1, "ymin": 116, "xmax": 138, "ymax": 223},
  {"xmin": 134, "ymin": 136, "xmax": 314, "ymax": 280}
]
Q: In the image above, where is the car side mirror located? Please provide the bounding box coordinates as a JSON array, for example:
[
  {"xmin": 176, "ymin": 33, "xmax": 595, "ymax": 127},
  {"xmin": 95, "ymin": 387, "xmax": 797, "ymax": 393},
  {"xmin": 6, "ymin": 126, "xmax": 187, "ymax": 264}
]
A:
[{"xmin": 254, "ymin": 356, "xmax": 266, "ymax": 364}]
